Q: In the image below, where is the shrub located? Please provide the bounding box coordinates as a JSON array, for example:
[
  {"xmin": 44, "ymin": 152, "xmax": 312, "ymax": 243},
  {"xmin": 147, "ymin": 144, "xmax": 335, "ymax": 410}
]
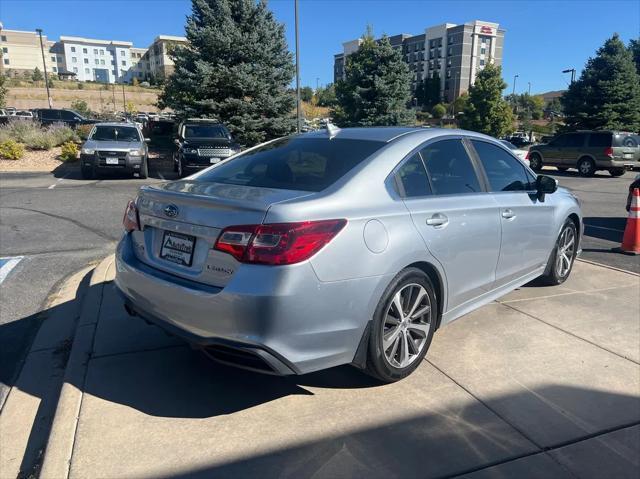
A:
[
  {"xmin": 0, "ymin": 119, "xmax": 42, "ymax": 143},
  {"xmin": 70, "ymin": 99, "xmax": 91, "ymax": 117},
  {"xmin": 0, "ymin": 140, "xmax": 25, "ymax": 160},
  {"xmin": 59, "ymin": 141, "xmax": 79, "ymax": 162},
  {"xmin": 77, "ymin": 82, "xmax": 84, "ymax": 90},
  {"xmin": 140, "ymin": 81, "xmax": 150, "ymax": 88},
  {"xmin": 76, "ymin": 124, "xmax": 93, "ymax": 140},
  {"xmin": 22, "ymin": 129, "xmax": 55, "ymax": 150},
  {"xmin": 47, "ymin": 123, "xmax": 78, "ymax": 146}
]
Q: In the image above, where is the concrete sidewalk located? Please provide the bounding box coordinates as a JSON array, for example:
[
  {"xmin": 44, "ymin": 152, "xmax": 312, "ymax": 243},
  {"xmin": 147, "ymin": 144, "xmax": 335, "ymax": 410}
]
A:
[{"xmin": 41, "ymin": 258, "xmax": 640, "ymax": 479}]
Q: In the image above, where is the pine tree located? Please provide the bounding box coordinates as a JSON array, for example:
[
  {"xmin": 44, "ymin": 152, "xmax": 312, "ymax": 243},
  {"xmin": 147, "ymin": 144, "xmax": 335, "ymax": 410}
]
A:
[
  {"xmin": 333, "ymin": 32, "xmax": 415, "ymax": 126},
  {"xmin": 562, "ymin": 34, "xmax": 640, "ymax": 131},
  {"xmin": 423, "ymin": 72, "xmax": 441, "ymax": 111},
  {"xmin": 629, "ymin": 38, "xmax": 640, "ymax": 75},
  {"xmin": 459, "ymin": 62, "xmax": 513, "ymax": 137},
  {"xmin": 158, "ymin": 0, "xmax": 296, "ymax": 146}
]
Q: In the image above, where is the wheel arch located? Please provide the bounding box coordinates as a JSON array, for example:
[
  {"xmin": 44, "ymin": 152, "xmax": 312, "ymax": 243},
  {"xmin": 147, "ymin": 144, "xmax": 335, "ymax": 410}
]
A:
[
  {"xmin": 577, "ymin": 154, "xmax": 596, "ymax": 166},
  {"xmin": 405, "ymin": 261, "xmax": 446, "ymax": 329}
]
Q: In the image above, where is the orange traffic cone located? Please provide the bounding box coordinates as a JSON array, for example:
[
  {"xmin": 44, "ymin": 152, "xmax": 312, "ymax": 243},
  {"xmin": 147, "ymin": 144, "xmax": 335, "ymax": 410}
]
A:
[{"xmin": 617, "ymin": 188, "xmax": 640, "ymax": 255}]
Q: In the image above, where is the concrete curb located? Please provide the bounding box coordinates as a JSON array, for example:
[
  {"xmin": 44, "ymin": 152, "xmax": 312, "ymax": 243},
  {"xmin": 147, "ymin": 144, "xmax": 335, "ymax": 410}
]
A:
[
  {"xmin": 40, "ymin": 255, "xmax": 115, "ymax": 479},
  {"xmin": 576, "ymin": 257, "xmax": 640, "ymax": 277}
]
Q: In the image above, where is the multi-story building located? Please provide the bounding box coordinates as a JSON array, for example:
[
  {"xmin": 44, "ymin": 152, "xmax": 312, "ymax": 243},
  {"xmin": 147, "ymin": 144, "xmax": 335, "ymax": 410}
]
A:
[
  {"xmin": 0, "ymin": 27, "xmax": 56, "ymax": 77},
  {"xmin": 0, "ymin": 24, "xmax": 187, "ymax": 84},
  {"xmin": 333, "ymin": 20, "xmax": 505, "ymax": 102}
]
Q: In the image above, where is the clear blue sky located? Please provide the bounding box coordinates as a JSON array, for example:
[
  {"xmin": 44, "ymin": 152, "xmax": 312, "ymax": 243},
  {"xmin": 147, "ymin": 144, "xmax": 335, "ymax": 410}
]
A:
[{"xmin": 2, "ymin": 0, "xmax": 639, "ymax": 94}]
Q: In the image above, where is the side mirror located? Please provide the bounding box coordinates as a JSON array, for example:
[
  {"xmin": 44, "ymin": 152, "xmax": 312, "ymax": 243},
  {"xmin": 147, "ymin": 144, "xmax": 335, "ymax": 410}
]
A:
[
  {"xmin": 173, "ymin": 138, "xmax": 180, "ymax": 146},
  {"xmin": 536, "ymin": 175, "xmax": 558, "ymax": 202}
]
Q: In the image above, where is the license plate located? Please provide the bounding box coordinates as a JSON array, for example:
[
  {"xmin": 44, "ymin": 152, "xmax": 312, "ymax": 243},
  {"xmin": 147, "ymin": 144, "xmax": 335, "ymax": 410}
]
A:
[
  {"xmin": 160, "ymin": 231, "xmax": 196, "ymax": 267},
  {"xmin": 106, "ymin": 157, "xmax": 119, "ymax": 165},
  {"xmin": 210, "ymin": 158, "xmax": 220, "ymax": 164},
  {"xmin": 624, "ymin": 153, "xmax": 633, "ymax": 159}
]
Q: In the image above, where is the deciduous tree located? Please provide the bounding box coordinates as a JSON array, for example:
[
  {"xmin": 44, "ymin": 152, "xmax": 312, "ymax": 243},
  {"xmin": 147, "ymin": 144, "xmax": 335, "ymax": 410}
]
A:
[{"xmin": 459, "ymin": 62, "xmax": 513, "ymax": 137}]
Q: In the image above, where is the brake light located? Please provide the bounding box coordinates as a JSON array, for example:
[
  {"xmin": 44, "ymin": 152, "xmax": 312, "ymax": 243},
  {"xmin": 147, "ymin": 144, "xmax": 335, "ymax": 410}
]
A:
[
  {"xmin": 604, "ymin": 147, "xmax": 614, "ymax": 158},
  {"xmin": 123, "ymin": 200, "xmax": 140, "ymax": 232},
  {"xmin": 525, "ymin": 150, "xmax": 530, "ymax": 160},
  {"xmin": 214, "ymin": 219, "xmax": 347, "ymax": 265}
]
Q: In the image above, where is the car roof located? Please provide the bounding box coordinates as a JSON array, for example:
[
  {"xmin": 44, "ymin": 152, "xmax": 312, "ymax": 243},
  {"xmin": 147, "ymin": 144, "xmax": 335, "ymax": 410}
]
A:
[
  {"xmin": 301, "ymin": 126, "xmax": 495, "ymax": 144},
  {"xmin": 93, "ymin": 122, "xmax": 141, "ymax": 128}
]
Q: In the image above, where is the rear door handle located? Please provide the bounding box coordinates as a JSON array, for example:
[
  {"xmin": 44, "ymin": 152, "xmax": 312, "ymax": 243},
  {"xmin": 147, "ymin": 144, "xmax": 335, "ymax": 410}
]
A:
[
  {"xmin": 501, "ymin": 209, "xmax": 516, "ymax": 220},
  {"xmin": 426, "ymin": 213, "xmax": 448, "ymax": 227}
]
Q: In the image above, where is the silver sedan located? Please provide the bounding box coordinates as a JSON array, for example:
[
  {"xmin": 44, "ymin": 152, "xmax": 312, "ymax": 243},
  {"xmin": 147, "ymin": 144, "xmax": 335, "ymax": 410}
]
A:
[{"xmin": 115, "ymin": 127, "xmax": 582, "ymax": 382}]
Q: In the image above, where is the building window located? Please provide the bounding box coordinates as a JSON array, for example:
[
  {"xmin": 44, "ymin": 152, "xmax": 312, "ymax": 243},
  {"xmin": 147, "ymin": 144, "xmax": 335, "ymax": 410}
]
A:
[
  {"xmin": 58, "ymin": 56, "xmax": 63, "ymax": 62},
  {"xmin": 70, "ymin": 46, "xmax": 76, "ymax": 52},
  {"xmin": 3, "ymin": 59, "xmax": 9, "ymax": 65},
  {"xmin": 94, "ymin": 48, "xmax": 98, "ymax": 55},
  {"xmin": 481, "ymin": 47, "xmax": 486, "ymax": 55},
  {"xmin": 100, "ymin": 49, "xmax": 104, "ymax": 55},
  {"xmin": 84, "ymin": 58, "xmax": 89, "ymax": 64},
  {"xmin": 480, "ymin": 59, "xmax": 486, "ymax": 66},
  {"xmin": 120, "ymin": 50, "xmax": 125, "ymax": 56},
  {"xmin": 448, "ymin": 47, "xmax": 452, "ymax": 56},
  {"xmin": 72, "ymin": 57, "xmax": 77, "ymax": 63},
  {"xmin": 85, "ymin": 68, "xmax": 90, "ymax": 74},
  {"xmin": 448, "ymin": 36, "xmax": 453, "ymax": 44},
  {"xmin": 2, "ymin": 47, "xmax": 8, "ymax": 54},
  {"xmin": 121, "ymin": 60, "xmax": 126, "ymax": 66},
  {"xmin": 100, "ymin": 59, "xmax": 105, "ymax": 65},
  {"xmin": 52, "ymin": 67, "xmax": 57, "ymax": 72},
  {"xmin": 0, "ymin": 35, "xmax": 6, "ymax": 42},
  {"xmin": 112, "ymin": 70, "xmax": 117, "ymax": 76},
  {"xmin": 95, "ymin": 59, "xmax": 99, "ymax": 65},
  {"xmin": 50, "ymin": 55, "xmax": 56, "ymax": 62},
  {"xmin": 83, "ymin": 48, "xmax": 88, "ymax": 54},
  {"xmin": 73, "ymin": 67, "xmax": 78, "ymax": 73}
]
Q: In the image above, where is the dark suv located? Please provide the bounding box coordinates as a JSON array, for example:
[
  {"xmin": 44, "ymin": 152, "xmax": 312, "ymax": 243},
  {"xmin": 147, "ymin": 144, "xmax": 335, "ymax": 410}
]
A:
[
  {"xmin": 173, "ymin": 119, "xmax": 240, "ymax": 177},
  {"xmin": 33, "ymin": 109, "xmax": 99, "ymax": 128},
  {"xmin": 528, "ymin": 131, "xmax": 640, "ymax": 177}
]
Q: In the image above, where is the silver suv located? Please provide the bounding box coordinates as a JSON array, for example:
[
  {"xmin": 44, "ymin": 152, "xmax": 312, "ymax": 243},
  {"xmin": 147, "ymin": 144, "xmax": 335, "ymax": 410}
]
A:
[{"xmin": 80, "ymin": 123, "xmax": 149, "ymax": 179}]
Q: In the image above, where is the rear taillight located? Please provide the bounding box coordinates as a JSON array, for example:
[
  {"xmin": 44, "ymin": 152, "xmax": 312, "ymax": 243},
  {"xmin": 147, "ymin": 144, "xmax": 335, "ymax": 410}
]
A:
[
  {"xmin": 604, "ymin": 147, "xmax": 614, "ymax": 158},
  {"xmin": 123, "ymin": 200, "xmax": 140, "ymax": 232},
  {"xmin": 525, "ymin": 150, "xmax": 530, "ymax": 160},
  {"xmin": 214, "ymin": 219, "xmax": 347, "ymax": 265}
]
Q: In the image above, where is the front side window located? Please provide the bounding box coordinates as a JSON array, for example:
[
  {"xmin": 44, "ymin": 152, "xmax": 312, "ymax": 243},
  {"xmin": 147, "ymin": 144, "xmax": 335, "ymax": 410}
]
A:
[
  {"xmin": 421, "ymin": 139, "xmax": 481, "ymax": 195},
  {"xmin": 395, "ymin": 154, "xmax": 431, "ymax": 198},
  {"xmin": 471, "ymin": 140, "xmax": 533, "ymax": 192},
  {"xmin": 90, "ymin": 126, "xmax": 141, "ymax": 142},
  {"xmin": 197, "ymin": 137, "xmax": 384, "ymax": 192}
]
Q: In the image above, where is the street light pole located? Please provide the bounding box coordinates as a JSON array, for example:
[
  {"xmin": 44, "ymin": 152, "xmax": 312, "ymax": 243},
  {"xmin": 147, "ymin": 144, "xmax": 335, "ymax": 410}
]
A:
[
  {"xmin": 528, "ymin": 82, "xmax": 531, "ymax": 96},
  {"xmin": 122, "ymin": 83, "xmax": 127, "ymax": 117},
  {"xmin": 512, "ymin": 74, "xmax": 519, "ymax": 96},
  {"xmin": 562, "ymin": 68, "xmax": 576, "ymax": 84},
  {"xmin": 35, "ymin": 28, "xmax": 53, "ymax": 108},
  {"xmin": 294, "ymin": 0, "xmax": 301, "ymax": 133}
]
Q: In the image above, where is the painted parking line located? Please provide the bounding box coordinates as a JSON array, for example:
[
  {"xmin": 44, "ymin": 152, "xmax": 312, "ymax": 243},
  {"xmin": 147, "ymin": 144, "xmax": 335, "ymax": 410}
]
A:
[
  {"xmin": 0, "ymin": 256, "xmax": 24, "ymax": 285},
  {"xmin": 48, "ymin": 173, "xmax": 70, "ymax": 189}
]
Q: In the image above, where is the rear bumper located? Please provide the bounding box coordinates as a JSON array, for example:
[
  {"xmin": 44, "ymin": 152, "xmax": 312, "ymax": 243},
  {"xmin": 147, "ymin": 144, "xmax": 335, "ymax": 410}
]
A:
[
  {"xmin": 597, "ymin": 159, "xmax": 637, "ymax": 169},
  {"xmin": 114, "ymin": 233, "xmax": 389, "ymax": 375}
]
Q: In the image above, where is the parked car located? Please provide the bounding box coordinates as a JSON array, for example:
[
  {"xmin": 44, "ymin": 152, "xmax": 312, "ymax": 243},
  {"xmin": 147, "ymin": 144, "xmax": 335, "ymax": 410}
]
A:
[
  {"xmin": 8, "ymin": 110, "xmax": 34, "ymax": 119},
  {"xmin": 528, "ymin": 131, "xmax": 640, "ymax": 177},
  {"xmin": 115, "ymin": 127, "xmax": 583, "ymax": 382},
  {"xmin": 499, "ymin": 140, "xmax": 529, "ymax": 166},
  {"xmin": 79, "ymin": 122, "xmax": 149, "ymax": 179},
  {"xmin": 505, "ymin": 136, "xmax": 532, "ymax": 148},
  {"xmin": 33, "ymin": 108, "xmax": 99, "ymax": 128},
  {"xmin": 173, "ymin": 119, "xmax": 241, "ymax": 177}
]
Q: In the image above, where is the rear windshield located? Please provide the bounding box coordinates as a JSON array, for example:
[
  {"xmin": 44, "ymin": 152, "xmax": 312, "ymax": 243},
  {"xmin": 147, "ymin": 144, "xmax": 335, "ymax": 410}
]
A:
[
  {"xmin": 90, "ymin": 126, "xmax": 140, "ymax": 142},
  {"xmin": 184, "ymin": 124, "xmax": 229, "ymax": 139},
  {"xmin": 613, "ymin": 134, "xmax": 639, "ymax": 148},
  {"xmin": 196, "ymin": 137, "xmax": 384, "ymax": 192}
]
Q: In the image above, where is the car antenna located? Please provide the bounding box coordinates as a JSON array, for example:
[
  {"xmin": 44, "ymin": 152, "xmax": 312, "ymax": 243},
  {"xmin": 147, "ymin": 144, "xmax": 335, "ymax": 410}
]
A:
[{"xmin": 326, "ymin": 122, "xmax": 340, "ymax": 139}]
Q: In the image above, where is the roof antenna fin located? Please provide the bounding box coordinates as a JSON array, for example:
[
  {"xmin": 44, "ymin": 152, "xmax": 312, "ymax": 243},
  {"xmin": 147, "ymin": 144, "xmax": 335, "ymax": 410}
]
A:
[{"xmin": 326, "ymin": 122, "xmax": 341, "ymax": 139}]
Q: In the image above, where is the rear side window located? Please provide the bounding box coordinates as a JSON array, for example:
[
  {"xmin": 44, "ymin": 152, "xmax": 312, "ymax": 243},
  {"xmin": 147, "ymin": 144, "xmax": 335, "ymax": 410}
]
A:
[
  {"xmin": 588, "ymin": 133, "xmax": 611, "ymax": 147},
  {"xmin": 197, "ymin": 137, "xmax": 384, "ymax": 192},
  {"xmin": 565, "ymin": 134, "xmax": 585, "ymax": 147},
  {"xmin": 549, "ymin": 135, "xmax": 567, "ymax": 147},
  {"xmin": 41, "ymin": 110, "xmax": 60, "ymax": 120},
  {"xmin": 471, "ymin": 140, "xmax": 534, "ymax": 192},
  {"xmin": 395, "ymin": 154, "xmax": 431, "ymax": 197},
  {"xmin": 420, "ymin": 139, "xmax": 481, "ymax": 195}
]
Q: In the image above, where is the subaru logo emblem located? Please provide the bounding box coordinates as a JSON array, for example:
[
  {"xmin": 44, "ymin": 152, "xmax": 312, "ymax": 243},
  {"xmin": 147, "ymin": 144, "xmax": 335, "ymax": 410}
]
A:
[{"xmin": 164, "ymin": 204, "xmax": 179, "ymax": 218}]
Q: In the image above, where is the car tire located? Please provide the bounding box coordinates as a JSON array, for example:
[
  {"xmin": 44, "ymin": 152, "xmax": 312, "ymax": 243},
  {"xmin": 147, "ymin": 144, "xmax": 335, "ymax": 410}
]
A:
[
  {"xmin": 529, "ymin": 153, "xmax": 543, "ymax": 171},
  {"xmin": 364, "ymin": 268, "xmax": 438, "ymax": 383},
  {"xmin": 539, "ymin": 219, "xmax": 578, "ymax": 286},
  {"xmin": 139, "ymin": 158, "xmax": 149, "ymax": 179},
  {"xmin": 577, "ymin": 157, "xmax": 595, "ymax": 177},
  {"xmin": 557, "ymin": 167, "xmax": 569, "ymax": 172},
  {"xmin": 609, "ymin": 168, "xmax": 625, "ymax": 177}
]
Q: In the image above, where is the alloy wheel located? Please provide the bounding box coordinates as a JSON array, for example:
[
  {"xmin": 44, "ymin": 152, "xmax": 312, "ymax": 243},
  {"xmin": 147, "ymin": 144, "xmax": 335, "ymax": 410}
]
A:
[
  {"xmin": 382, "ymin": 283, "xmax": 432, "ymax": 369},
  {"xmin": 555, "ymin": 226, "xmax": 576, "ymax": 277}
]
